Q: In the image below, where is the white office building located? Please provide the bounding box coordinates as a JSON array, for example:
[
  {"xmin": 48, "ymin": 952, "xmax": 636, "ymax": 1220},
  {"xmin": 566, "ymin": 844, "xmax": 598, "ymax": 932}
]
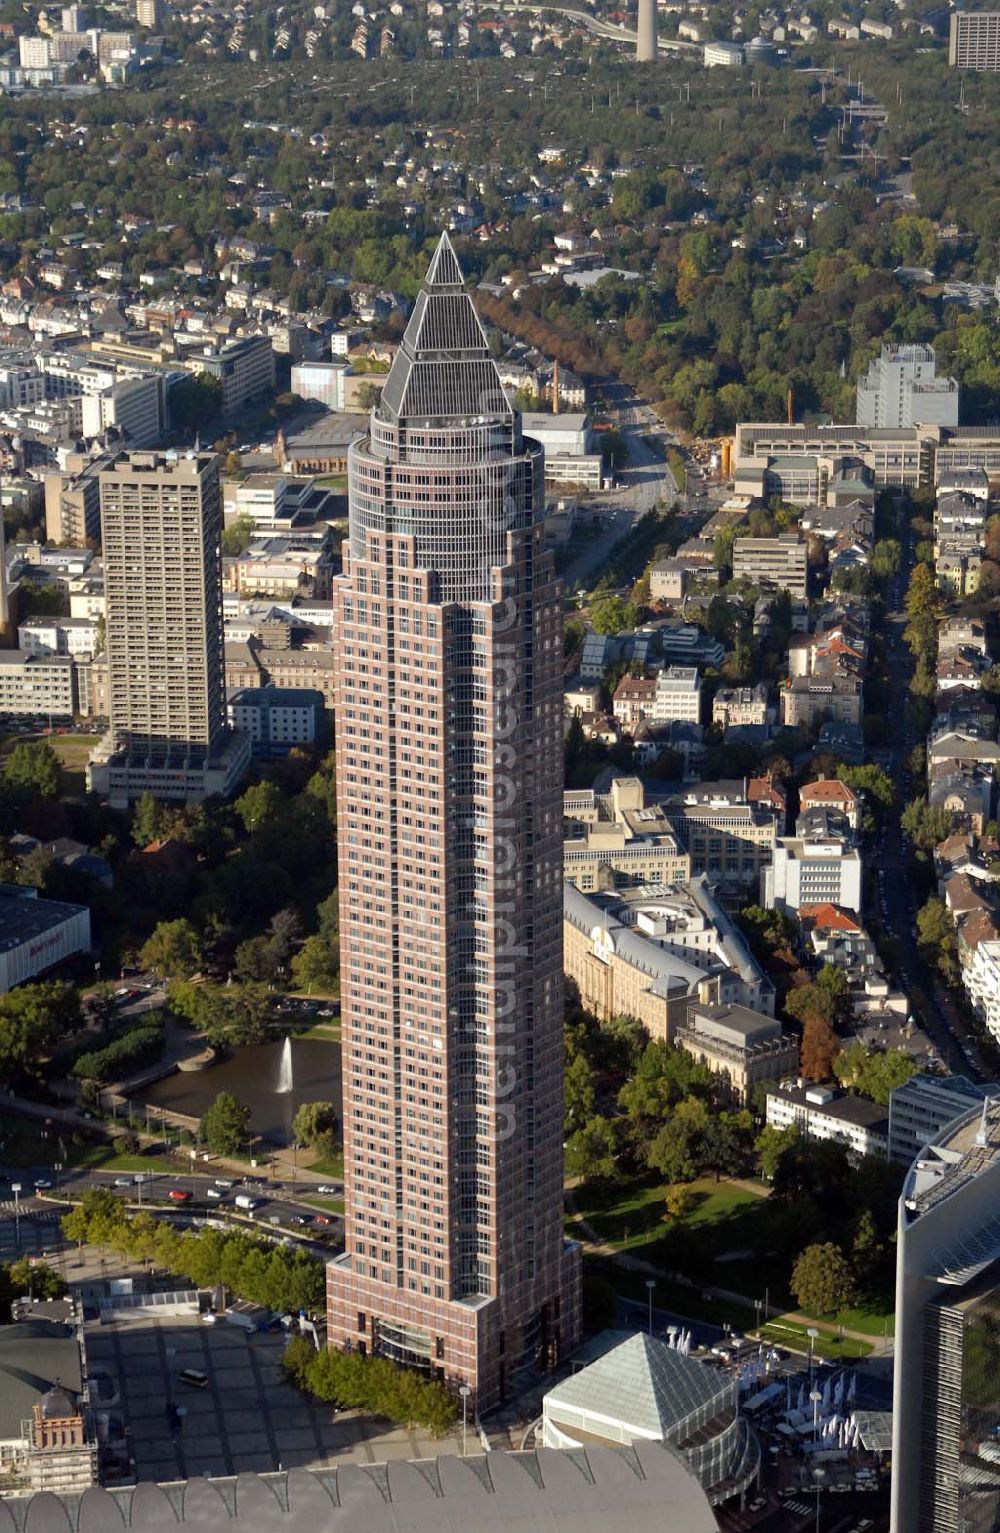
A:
[
  {"xmin": 765, "ymin": 1081, "xmax": 889, "ymax": 1160},
  {"xmin": 856, "ymin": 344, "xmax": 960, "ymax": 430},
  {"xmin": 763, "ymin": 833, "xmax": 862, "ymax": 915},
  {"xmin": 653, "ymin": 666, "xmax": 702, "ymax": 723}
]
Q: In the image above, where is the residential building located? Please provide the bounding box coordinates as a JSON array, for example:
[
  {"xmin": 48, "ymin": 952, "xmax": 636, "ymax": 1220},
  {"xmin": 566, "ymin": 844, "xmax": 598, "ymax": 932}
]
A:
[
  {"xmin": 19, "ymin": 615, "xmax": 98, "ymax": 659},
  {"xmin": 764, "ymin": 832, "xmax": 862, "ymax": 915},
  {"xmin": 564, "ymin": 678, "xmax": 601, "ymax": 717},
  {"xmin": 656, "ymin": 624, "xmax": 726, "ymax": 669},
  {"xmin": 765, "ymin": 1082, "xmax": 889, "ymax": 1160},
  {"xmin": 563, "ymin": 879, "xmax": 774, "ymax": 1037},
  {"xmin": 964, "ymin": 937, "xmax": 1000, "ymax": 1043},
  {"xmin": 135, "ymin": 0, "xmax": 165, "ymax": 26},
  {"xmin": 0, "ymin": 885, "xmax": 91, "ymax": 991},
  {"xmin": 856, "ymin": 344, "xmax": 960, "ymax": 430},
  {"xmin": 290, "ymin": 360, "xmax": 384, "ymax": 413},
  {"xmin": 732, "ymin": 534, "xmax": 808, "ymax": 598},
  {"xmin": 674, "ymin": 1002, "xmax": 799, "ymax": 1105},
  {"xmin": 781, "ymin": 673, "xmax": 863, "ymax": 729},
  {"xmin": 887, "ymin": 1072, "xmax": 990, "ymax": 1167},
  {"xmin": 664, "ymin": 779, "xmax": 781, "ymax": 893},
  {"xmin": 798, "ymin": 777, "xmax": 861, "ymax": 833},
  {"xmin": 949, "ymin": 8, "xmax": 1000, "ymax": 68},
  {"xmin": 325, "ymin": 234, "xmax": 581, "ymax": 1408},
  {"xmin": 704, "ymin": 39, "xmax": 744, "ymax": 64},
  {"xmin": 0, "ymin": 650, "xmax": 76, "ymax": 717},
  {"xmin": 563, "ymin": 777, "xmax": 691, "ymax": 891},
  {"xmin": 542, "ymin": 1333, "xmax": 758, "ymax": 1507},
  {"xmin": 649, "ymin": 559, "xmax": 686, "ymax": 602},
  {"xmin": 43, "ymin": 454, "xmax": 109, "ymax": 545},
  {"xmin": 612, "ymin": 674, "xmax": 657, "ymax": 729},
  {"xmin": 226, "ymin": 685, "xmax": 323, "ymax": 756},
  {"xmin": 890, "ymin": 1099, "xmax": 1000, "ymax": 1533},
  {"xmin": 188, "ymin": 336, "xmax": 275, "ymax": 416},
  {"xmin": 653, "ymin": 666, "xmax": 701, "ymax": 723},
  {"xmin": 0, "ymin": 1310, "xmax": 96, "ymax": 1491},
  {"xmin": 712, "ymin": 685, "xmax": 769, "ymax": 729},
  {"xmin": 87, "ymin": 451, "xmax": 250, "ymax": 806}
]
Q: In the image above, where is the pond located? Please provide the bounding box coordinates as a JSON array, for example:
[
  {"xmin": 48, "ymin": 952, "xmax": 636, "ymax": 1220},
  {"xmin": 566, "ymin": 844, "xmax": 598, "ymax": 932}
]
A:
[{"xmin": 137, "ymin": 1037, "xmax": 342, "ymax": 1144}]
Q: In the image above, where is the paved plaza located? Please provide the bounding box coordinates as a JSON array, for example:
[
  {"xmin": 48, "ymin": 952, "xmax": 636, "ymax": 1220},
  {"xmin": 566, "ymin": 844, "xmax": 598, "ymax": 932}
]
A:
[{"xmin": 88, "ymin": 1316, "xmax": 469, "ymax": 1480}]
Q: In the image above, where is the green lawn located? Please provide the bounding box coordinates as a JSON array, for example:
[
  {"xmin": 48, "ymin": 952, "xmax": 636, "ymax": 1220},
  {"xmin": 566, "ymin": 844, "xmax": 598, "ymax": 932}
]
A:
[
  {"xmin": 304, "ymin": 1149, "xmax": 344, "ymax": 1179},
  {"xmin": 301, "ymin": 1195, "xmax": 345, "ymax": 1214},
  {"xmin": 570, "ymin": 1176, "xmax": 892, "ymax": 1343},
  {"xmin": 758, "ymin": 1319, "xmax": 874, "ymax": 1362},
  {"xmin": 574, "ymin": 1177, "xmax": 768, "ymax": 1261},
  {"xmin": 0, "ymin": 731, "xmax": 96, "ymax": 796}
]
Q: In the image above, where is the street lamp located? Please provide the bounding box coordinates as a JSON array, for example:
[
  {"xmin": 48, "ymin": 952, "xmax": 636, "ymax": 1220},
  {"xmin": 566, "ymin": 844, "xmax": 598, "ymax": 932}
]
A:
[
  {"xmin": 807, "ymin": 1326, "xmax": 819, "ymax": 1381},
  {"xmin": 459, "ymin": 1385, "xmax": 471, "ymax": 1457},
  {"xmin": 813, "ymin": 1465, "xmax": 825, "ymax": 1533},
  {"xmin": 810, "ymin": 1388, "xmax": 822, "ymax": 1445},
  {"xmin": 645, "ymin": 1279, "xmax": 655, "ymax": 1336},
  {"xmin": 754, "ymin": 1298, "xmax": 763, "ymax": 1334}
]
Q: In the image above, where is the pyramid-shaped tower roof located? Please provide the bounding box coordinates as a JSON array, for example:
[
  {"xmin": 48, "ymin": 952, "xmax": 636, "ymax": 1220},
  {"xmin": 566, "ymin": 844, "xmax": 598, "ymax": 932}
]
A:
[
  {"xmin": 378, "ymin": 232, "xmax": 512, "ymax": 424},
  {"xmin": 543, "ymin": 1332, "xmax": 730, "ymax": 1439}
]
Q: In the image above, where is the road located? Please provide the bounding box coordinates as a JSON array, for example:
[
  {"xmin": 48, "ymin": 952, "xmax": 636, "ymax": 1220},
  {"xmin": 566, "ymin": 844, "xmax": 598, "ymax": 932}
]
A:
[
  {"xmin": 872, "ymin": 533, "xmax": 984, "ymax": 1076},
  {"xmin": 474, "ymin": 0, "xmax": 699, "ymax": 53},
  {"xmin": 0, "ymin": 1164, "xmax": 345, "ymax": 1254},
  {"xmin": 561, "ymin": 381, "xmax": 676, "ymax": 592}
]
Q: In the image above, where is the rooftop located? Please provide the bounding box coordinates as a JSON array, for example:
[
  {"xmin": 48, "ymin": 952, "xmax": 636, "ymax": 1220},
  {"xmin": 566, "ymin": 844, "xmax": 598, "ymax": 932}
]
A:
[
  {"xmin": 544, "ymin": 1332, "xmax": 731, "ymax": 1440},
  {"xmin": 2, "ymin": 1445, "xmax": 717, "ymax": 1530},
  {"xmin": 0, "ymin": 1316, "xmax": 82, "ymax": 1442},
  {"xmin": 0, "ymin": 886, "xmax": 89, "ymax": 954},
  {"xmin": 769, "ymin": 1082, "xmax": 889, "ymax": 1132}
]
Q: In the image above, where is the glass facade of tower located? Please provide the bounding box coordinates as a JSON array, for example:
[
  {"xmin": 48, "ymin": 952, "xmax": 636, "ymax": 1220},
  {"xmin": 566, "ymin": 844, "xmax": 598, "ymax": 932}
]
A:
[
  {"xmin": 325, "ymin": 233, "xmax": 581, "ymax": 1408},
  {"xmin": 921, "ymin": 1274, "xmax": 1000, "ymax": 1533}
]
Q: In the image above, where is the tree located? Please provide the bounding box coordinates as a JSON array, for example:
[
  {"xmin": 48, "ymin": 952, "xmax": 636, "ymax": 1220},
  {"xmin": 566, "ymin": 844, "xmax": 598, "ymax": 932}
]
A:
[
  {"xmin": 589, "ymin": 594, "xmax": 635, "ymax": 636},
  {"xmin": 7, "ymin": 1256, "xmax": 64, "ymax": 1298},
  {"xmin": 4, "ymin": 741, "xmax": 60, "ymax": 799},
  {"xmin": 222, "ymin": 512, "xmax": 256, "ymax": 556},
  {"xmin": 870, "ymin": 538, "xmax": 901, "ymax": 581},
  {"xmin": 292, "ymin": 1100, "xmax": 338, "ymax": 1152},
  {"xmin": 141, "ymin": 918, "xmax": 203, "ymax": 979},
  {"xmin": 132, "ymin": 792, "xmax": 175, "ymax": 848},
  {"xmin": 842, "ymin": 763, "xmax": 897, "ymax": 812},
  {"xmin": 0, "ymin": 981, "xmax": 81, "ymax": 1079},
  {"xmin": 834, "ymin": 1042, "xmax": 918, "ymax": 1105},
  {"xmin": 791, "ymin": 1241, "xmax": 855, "ymax": 1317},
  {"xmin": 901, "ymin": 797, "xmax": 956, "ymax": 853},
  {"xmin": 647, "ymin": 1097, "xmax": 711, "ymax": 1183},
  {"xmin": 235, "ymin": 779, "xmax": 284, "ymax": 834},
  {"xmin": 662, "ymin": 1183, "xmax": 697, "ymax": 1222},
  {"xmin": 916, "ymin": 896, "xmax": 959, "ymax": 984},
  {"xmin": 291, "ymin": 934, "xmax": 339, "ymax": 993},
  {"xmin": 564, "ymin": 1049, "xmax": 597, "ymax": 1132},
  {"xmin": 754, "ymin": 1122, "xmax": 800, "ymax": 1181},
  {"xmin": 170, "ymin": 370, "xmax": 222, "ymax": 430},
  {"xmin": 565, "ymin": 1116, "xmax": 619, "ymax": 1184},
  {"xmin": 799, "ymin": 1015, "xmax": 841, "ymax": 1081},
  {"xmin": 201, "ymin": 1091, "xmax": 251, "ymax": 1155}
]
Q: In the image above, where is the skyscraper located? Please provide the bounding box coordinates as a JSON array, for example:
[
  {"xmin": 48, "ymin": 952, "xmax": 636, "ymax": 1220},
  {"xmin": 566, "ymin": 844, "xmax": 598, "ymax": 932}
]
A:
[
  {"xmin": 890, "ymin": 1095, "xmax": 1000, "ymax": 1533},
  {"xmin": 326, "ymin": 233, "xmax": 581, "ymax": 1408},
  {"xmin": 636, "ymin": 0, "xmax": 657, "ymax": 60},
  {"xmin": 87, "ymin": 450, "xmax": 250, "ymax": 806}
]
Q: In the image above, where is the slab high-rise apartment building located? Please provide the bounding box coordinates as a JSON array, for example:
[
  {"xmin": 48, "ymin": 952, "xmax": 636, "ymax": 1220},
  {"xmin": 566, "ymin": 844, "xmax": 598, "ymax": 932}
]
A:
[
  {"xmin": 87, "ymin": 450, "xmax": 250, "ymax": 806},
  {"xmin": 326, "ymin": 234, "xmax": 581, "ymax": 1408}
]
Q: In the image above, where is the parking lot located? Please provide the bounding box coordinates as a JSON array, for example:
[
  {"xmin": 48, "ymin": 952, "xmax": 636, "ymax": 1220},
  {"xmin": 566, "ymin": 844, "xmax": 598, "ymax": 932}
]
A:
[{"xmin": 87, "ymin": 1315, "xmax": 468, "ymax": 1480}]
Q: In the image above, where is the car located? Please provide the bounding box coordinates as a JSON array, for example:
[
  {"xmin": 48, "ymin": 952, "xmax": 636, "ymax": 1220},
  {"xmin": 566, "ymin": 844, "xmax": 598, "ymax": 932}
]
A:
[
  {"xmin": 33, "ymin": 1177, "xmax": 52, "ymax": 1190},
  {"xmin": 214, "ymin": 1178, "xmax": 233, "ymax": 1189},
  {"xmin": 113, "ymin": 1177, "xmax": 132, "ymax": 1188},
  {"xmin": 206, "ymin": 1188, "xmax": 223, "ymax": 1201},
  {"xmin": 314, "ymin": 1214, "xmax": 331, "ymax": 1226},
  {"xmin": 315, "ymin": 1185, "xmax": 338, "ymax": 1194},
  {"xmin": 292, "ymin": 1215, "xmax": 310, "ymax": 1226},
  {"xmin": 168, "ymin": 1188, "xmax": 191, "ymax": 1203}
]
